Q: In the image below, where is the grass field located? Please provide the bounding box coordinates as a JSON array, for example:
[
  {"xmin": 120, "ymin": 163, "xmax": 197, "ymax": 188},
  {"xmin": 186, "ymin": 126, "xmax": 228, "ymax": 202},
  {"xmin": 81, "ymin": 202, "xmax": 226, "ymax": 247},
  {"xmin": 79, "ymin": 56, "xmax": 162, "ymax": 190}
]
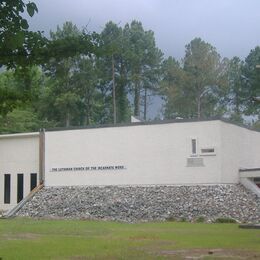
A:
[{"xmin": 0, "ymin": 218, "xmax": 260, "ymax": 259}]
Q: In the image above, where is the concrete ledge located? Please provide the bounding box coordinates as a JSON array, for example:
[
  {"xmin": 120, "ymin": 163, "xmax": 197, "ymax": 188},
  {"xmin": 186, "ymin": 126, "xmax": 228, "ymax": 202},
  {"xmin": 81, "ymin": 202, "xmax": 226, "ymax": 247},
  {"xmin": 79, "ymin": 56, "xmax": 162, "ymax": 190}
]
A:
[
  {"xmin": 240, "ymin": 178, "xmax": 260, "ymax": 197},
  {"xmin": 4, "ymin": 184, "xmax": 44, "ymax": 218},
  {"xmin": 239, "ymin": 224, "xmax": 260, "ymax": 229},
  {"xmin": 239, "ymin": 168, "xmax": 260, "ymax": 178}
]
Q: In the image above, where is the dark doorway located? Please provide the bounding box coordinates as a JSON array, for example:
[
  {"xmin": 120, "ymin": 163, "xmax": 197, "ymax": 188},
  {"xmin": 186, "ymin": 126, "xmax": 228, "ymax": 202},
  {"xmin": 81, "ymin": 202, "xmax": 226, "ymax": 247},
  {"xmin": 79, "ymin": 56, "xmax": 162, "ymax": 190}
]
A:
[
  {"xmin": 254, "ymin": 177, "xmax": 260, "ymax": 188},
  {"xmin": 4, "ymin": 174, "xmax": 11, "ymax": 204},
  {"xmin": 17, "ymin": 174, "xmax": 24, "ymax": 203},
  {"xmin": 30, "ymin": 173, "xmax": 37, "ymax": 191}
]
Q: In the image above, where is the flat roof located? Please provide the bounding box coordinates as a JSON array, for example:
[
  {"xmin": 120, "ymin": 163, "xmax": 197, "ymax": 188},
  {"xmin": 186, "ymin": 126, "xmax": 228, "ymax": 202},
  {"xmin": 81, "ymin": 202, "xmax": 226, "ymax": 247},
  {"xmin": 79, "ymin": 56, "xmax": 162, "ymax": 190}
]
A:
[
  {"xmin": 239, "ymin": 168, "xmax": 260, "ymax": 172},
  {"xmin": 45, "ymin": 117, "xmax": 260, "ymax": 133},
  {"xmin": 0, "ymin": 117, "xmax": 259, "ymax": 136},
  {"xmin": 46, "ymin": 117, "xmax": 220, "ymax": 132}
]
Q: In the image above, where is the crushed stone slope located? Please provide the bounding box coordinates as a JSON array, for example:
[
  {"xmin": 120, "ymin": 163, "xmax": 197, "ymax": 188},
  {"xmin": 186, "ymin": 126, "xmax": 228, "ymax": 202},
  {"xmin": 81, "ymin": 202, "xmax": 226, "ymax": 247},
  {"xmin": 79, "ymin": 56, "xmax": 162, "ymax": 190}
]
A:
[{"xmin": 16, "ymin": 185, "xmax": 260, "ymax": 223}]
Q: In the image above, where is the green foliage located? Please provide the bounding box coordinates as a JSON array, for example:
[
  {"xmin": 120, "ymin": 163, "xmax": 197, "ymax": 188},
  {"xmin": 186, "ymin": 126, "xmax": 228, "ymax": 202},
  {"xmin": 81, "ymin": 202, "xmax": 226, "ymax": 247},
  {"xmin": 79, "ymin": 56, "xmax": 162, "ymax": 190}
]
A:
[
  {"xmin": 0, "ymin": 0, "xmax": 38, "ymax": 44},
  {"xmin": 26, "ymin": 2, "xmax": 38, "ymax": 17},
  {"xmin": 0, "ymin": 108, "xmax": 40, "ymax": 133},
  {"xmin": 99, "ymin": 21, "xmax": 130, "ymax": 123},
  {"xmin": 0, "ymin": 2, "xmax": 96, "ymax": 69},
  {"xmin": 225, "ymin": 57, "xmax": 246, "ymax": 124},
  {"xmin": 252, "ymin": 120, "xmax": 260, "ymax": 131},
  {"xmin": 0, "ymin": 0, "xmax": 47, "ymax": 68},
  {"xmin": 243, "ymin": 47, "xmax": 260, "ymax": 116},
  {"xmin": 0, "ymin": 66, "xmax": 45, "ymax": 116},
  {"xmin": 39, "ymin": 22, "xmax": 111, "ymax": 127},
  {"xmin": 214, "ymin": 217, "xmax": 237, "ymax": 223},
  {"xmin": 162, "ymin": 38, "xmax": 228, "ymax": 120},
  {"xmin": 183, "ymin": 38, "xmax": 227, "ymax": 119},
  {"xmin": 124, "ymin": 21, "xmax": 163, "ymax": 118},
  {"xmin": 98, "ymin": 20, "xmax": 163, "ymax": 122},
  {"xmin": 54, "ymin": 92, "xmax": 80, "ymax": 126},
  {"xmin": 166, "ymin": 216, "xmax": 187, "ymax": 222},
  {"xmin": 160, "ymin": 56, "xmax": 188, "ymax": 119},
  {"xmin": 196, "ymin": 216, "xmax": 206, "ymax": 223},
  {"xmin": 1, "ymin": 9, "xmax": 259, "ymax": 132},
  {"xmin": 0, "ymin": 67, "xmax": 57, "ymax": 133},
  {"xmin": 166, "ymin": 216, "xmax": 176, "ymax": 222},
  {"xmin": 73, "ymin": 58, "xmax": 106, "ymax": 125},
  {"xmin": 41, "ymin": 22, "xmax": 83, "ymax": 127},
  {"xmin": 0, "ymin": 71, "xmax": 22, "ymax": 116}
]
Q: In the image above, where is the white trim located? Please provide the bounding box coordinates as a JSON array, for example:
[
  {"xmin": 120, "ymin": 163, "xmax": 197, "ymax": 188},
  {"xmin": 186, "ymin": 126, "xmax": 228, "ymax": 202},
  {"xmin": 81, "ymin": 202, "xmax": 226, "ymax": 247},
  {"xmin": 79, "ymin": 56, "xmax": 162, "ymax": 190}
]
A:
[
  {"xmin": 240, "ymin": 170, "xmax": 260, "ymax": 178},
  {"xmin": 0, "ymin": 132, "xmax": 39, "ymax": 139}
]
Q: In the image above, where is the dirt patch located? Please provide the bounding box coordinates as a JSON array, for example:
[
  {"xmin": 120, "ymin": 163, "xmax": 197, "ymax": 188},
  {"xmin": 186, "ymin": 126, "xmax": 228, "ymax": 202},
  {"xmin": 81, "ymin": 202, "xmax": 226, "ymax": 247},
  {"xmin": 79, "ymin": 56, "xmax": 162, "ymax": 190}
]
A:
[
  {"xmin": 157, "ymin": 248, "xmax": 260, "ymax": 259},
  {"xmin": 1, "ymin": 233, "xmax": 42, "ymax": 240},
  {"xmin": 133, "ymin": 240, "xmax": 176, "ymax": 254},
  {"xmin": 68, "ymin": 256, "xmax": 115, "ymax": 260}
]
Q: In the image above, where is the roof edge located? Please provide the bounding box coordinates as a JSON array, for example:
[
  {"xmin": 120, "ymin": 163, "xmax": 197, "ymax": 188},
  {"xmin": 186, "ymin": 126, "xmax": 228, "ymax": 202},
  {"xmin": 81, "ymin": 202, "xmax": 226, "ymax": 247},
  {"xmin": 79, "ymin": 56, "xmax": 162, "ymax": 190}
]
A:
[
  {"xmin": 0, "ymin": 132, "xmax": 39, "ymax": 139},
  {"xmin": 0, "ymin": 117, "xmax": 259, "ymax": 136},
  {"xmin": 45, "ymin": 117, "xmax": 222, "ymax": 132},
  {"xmin": 220, "ymin": 118, "xmax": 260, "ymax": 133}
]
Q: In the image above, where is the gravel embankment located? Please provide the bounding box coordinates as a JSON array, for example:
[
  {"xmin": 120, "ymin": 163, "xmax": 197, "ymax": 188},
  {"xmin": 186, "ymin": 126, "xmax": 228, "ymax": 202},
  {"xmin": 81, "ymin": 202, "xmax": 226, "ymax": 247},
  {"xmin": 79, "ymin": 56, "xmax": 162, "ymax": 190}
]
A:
[{"xmin": 16, "ymin": 185, "xmax": 260, "ymax": 223}]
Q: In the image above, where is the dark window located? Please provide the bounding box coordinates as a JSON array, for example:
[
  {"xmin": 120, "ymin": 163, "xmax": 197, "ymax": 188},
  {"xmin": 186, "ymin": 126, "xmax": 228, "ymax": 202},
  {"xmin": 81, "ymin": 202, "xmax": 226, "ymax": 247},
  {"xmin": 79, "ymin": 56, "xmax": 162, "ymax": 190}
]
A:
[
  {"xmin": 191, "ymin": 139, "xmax": 197, "ymax": 154},
  {"xmin": 30, "ymin": 173, "xmax": 37, "ymax": 191},
  {"xmin": 201, "ymin": 148, "xmax": 215, "ymax": 153},
  {"xmin": 17, "ymin": 174, "xmax": 24, "ymax": 203},
  {"xmin": 4, "ymin": 174, "xmax": 11, "ymax": 204}
]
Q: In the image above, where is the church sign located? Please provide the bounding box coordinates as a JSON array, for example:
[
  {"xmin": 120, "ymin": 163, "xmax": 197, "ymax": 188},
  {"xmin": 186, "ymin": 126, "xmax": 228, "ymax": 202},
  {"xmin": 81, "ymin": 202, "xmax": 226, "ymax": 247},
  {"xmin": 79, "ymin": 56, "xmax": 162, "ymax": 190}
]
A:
[{"xmin": 50, "ymin": 165, "xmax": 126, "ymax": 172}]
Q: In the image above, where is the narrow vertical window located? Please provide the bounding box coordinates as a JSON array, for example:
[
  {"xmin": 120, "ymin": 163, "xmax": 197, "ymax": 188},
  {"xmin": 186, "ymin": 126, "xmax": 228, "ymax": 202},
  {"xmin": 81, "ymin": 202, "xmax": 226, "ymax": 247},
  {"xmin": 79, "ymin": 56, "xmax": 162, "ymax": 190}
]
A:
[
  {"xmin": 191, "ymin": 139, "xmax": 197, "ymax": 155},
  {"xmin": 30, "ymin": 173, "xmax": 37, "ymax": 191},
  {"xmin": 4, "ymin": 174, "xmax": 11, "ymax": 204},
  {"xmin": 17, "ymin": 174, "xmax": 24, "ymax": 203}
]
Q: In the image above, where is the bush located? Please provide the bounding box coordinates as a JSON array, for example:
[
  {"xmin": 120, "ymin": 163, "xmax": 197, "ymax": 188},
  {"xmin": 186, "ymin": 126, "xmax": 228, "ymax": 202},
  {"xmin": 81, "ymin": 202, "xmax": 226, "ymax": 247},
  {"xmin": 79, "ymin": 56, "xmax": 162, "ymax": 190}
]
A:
[
  {"xmin": 196, "ymin": 216, "xmax": 205, "ymax": 223},
  {"xmin": 214, "ymin": 217, "xmax": 237, "ymax": 223},
  {"xmin": 166, "ymin": 216, "xmax": 176, "ymax": 222}
]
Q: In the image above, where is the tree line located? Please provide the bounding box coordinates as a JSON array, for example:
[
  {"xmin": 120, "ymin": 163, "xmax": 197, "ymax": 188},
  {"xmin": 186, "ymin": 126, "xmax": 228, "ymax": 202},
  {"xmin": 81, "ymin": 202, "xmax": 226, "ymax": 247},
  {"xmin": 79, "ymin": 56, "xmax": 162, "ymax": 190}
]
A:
[{"xmin": 0, "ymin": 1, "xmax": 259, "ymax": 133}]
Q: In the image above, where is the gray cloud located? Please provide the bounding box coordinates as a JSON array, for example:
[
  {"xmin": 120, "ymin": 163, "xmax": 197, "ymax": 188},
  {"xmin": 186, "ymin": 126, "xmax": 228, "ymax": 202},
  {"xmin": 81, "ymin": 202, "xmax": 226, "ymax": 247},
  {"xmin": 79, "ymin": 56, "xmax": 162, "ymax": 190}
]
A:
[{"xmin": 29, "ymin": 0, "xmax": 260, "ymax": 60}]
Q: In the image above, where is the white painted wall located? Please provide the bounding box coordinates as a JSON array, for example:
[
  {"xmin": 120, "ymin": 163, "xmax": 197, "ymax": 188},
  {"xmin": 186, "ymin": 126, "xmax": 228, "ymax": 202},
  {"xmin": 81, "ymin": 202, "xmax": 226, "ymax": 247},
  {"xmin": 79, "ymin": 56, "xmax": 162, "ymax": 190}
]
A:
[
  {"xmin": 1, "ymin": 120, "xmax": 259, "ymax": 211},
  {"xmin": 0, "ymin": 134, "xmax": 39, "ymax": 211},
  {"xmin": 242, "ymin": 128, "xmax": 260, "ymax": 168},
  {"xmin": 221, "ymin": 122, "xmax": 260, "ymax": 183},
  {"xmin": 44, "ymin": 120, "xmax": 222, "ymax": 186}
]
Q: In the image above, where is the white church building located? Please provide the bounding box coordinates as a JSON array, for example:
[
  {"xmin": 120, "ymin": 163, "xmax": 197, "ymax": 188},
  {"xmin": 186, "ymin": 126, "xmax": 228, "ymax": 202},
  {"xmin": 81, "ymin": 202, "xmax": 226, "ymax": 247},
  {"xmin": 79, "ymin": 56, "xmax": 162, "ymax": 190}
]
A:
[{"xmin": 1, "ymin": 118, "xmax": 260, "ymax": 212}]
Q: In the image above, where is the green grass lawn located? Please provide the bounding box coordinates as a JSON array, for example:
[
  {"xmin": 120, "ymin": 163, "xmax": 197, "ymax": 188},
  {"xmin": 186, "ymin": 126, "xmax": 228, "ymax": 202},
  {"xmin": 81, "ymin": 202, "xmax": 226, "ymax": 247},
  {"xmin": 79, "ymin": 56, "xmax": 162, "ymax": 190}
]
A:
[{"xmin": 0, "ymin": 218, "xmax": 260, "ymax": 259}]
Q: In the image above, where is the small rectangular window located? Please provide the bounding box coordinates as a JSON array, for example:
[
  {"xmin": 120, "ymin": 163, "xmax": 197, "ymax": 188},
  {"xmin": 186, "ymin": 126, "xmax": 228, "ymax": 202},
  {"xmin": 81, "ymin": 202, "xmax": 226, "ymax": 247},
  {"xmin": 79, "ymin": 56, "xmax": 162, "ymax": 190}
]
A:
[
  {"xmin": 17, "ymin": 174, "xmax": 24, "ymax": 203},
  {"xmin": 201, "ymin": 148, "xmax": 215, "ymax": 153},
  {"xmin": 191, "ymin": 139, "xmax": 197, "ymax": 154},
  {"xmin": 200, "ymin": 147, "xmax": 216, "ymax": 156},
  {"xmin": 30, "ymin": 173, "xmax": 37, "ymax": 191},
  {"xmin": 4, "ymin": 174, "xmax": 11, "ymax": 204}
]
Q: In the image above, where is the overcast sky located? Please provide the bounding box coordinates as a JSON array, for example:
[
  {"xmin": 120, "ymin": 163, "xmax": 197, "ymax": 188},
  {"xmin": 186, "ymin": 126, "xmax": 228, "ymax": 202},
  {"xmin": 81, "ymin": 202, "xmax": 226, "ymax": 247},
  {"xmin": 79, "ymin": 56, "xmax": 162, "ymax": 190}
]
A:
[{"xmin": 29, "ymin": 0, "xmax": 260, "ymax": 61}]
